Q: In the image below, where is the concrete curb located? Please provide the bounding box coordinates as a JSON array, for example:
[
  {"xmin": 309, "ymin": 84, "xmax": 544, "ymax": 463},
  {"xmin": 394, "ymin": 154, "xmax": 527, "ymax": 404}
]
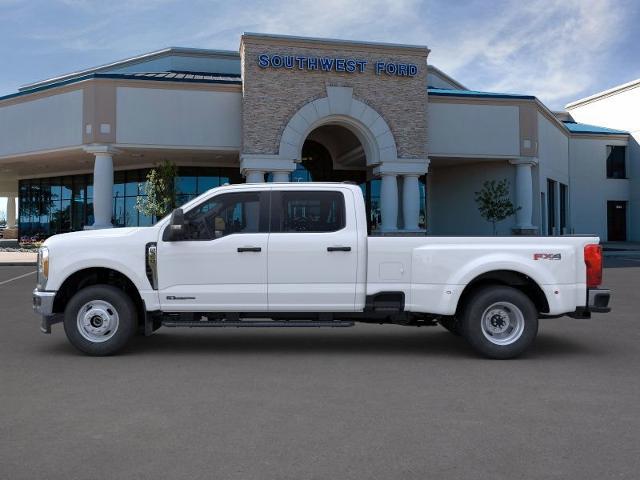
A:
[{"xmin": 603, "ymin": 251, "xmax": 640, "ymax": 257}]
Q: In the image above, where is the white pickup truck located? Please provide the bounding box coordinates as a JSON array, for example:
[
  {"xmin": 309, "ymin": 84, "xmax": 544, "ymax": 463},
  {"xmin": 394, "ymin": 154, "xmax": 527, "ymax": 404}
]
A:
[{"xmin": 33, "ymin": 182, "xmax": 610, "ymax": 358}]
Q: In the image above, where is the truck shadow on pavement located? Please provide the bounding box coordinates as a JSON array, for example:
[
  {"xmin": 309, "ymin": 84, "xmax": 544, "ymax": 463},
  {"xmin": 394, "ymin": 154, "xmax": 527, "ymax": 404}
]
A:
[{"xmin": 77, "ymin": 328, "xmax": 600, "ymax": 359}]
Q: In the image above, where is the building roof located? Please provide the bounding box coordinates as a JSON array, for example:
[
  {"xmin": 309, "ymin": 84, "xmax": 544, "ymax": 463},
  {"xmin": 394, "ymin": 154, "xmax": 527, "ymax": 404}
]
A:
[
  {"xmin": 428, "ymin": 88, "xmax": 629, "ymax": 138},
  {"xmin": 0, "ymin": 71, "xmax": 241, "ymax": 103},
  {"xmin": 427, "ymin": 87, "xmax": 535, "ymax": 100},
  {"xmin": 116, "ymin": 71, "xmax": 241, "ymax": 82},
  {"xmin": 427, "ymin": 66, "xmax": 467, "ymax": 90},
  {"xmin": 565, "ymin": 78, "xmax": 640, "ymax": 109},
  {"xmin": 19, "ymin": 47, "xmax": 240, "ymax": 92},
  {"xmin": 562, "ymin": 121, "xmax": 628, "ymax": 135}
]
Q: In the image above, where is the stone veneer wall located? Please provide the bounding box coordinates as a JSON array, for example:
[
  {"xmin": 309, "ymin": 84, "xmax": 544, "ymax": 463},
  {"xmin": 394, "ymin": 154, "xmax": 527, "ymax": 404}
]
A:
[{"xmin": 240, "ymin": 36, "xmax": 429, "ymax": 160}]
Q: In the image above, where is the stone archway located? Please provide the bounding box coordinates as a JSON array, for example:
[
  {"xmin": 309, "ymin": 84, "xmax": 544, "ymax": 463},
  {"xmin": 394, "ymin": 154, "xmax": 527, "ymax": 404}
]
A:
[
  {"xmin": 278, "ymin": 86, "xmax": 398, "ymax": 166},
  {"xmin": 240, "ymin": 85, "xmax": 429, "ymax": 232}
]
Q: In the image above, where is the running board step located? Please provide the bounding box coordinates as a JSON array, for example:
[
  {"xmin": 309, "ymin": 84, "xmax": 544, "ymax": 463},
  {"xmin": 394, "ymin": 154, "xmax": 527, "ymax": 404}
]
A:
[{"xmin": 161, "ymin": 320, "xmax": 355, "ymax": 328}]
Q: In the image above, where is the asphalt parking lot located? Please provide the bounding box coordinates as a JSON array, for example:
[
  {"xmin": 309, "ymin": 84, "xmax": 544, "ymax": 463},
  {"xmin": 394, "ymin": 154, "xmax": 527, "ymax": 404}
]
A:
[{"xmin": 1, "ymin": 259, "xmax": 639, "ymax": 480}]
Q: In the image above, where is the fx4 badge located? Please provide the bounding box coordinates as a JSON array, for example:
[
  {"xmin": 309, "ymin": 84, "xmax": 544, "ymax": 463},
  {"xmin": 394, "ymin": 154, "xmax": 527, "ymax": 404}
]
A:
[
  {"xmin": 533, "ymin": 253, "xmax": 561, "ymax": 260},
  {"xmin": 166, "ymin": 296, "xmax": 196, "ymax": 300}
]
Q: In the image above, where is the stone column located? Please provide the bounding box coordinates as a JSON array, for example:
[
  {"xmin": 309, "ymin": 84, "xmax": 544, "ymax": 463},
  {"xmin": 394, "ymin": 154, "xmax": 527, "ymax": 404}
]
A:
[
  {"xmin": 242, "ymin": 169, "xmax": 264, "ymax": 231},
  {"xmin": 244, "ymin": 170, "xmax": 265, "ymax": 183},
  {"xmin": 271, "ymin": 171, "xmax": 290, "ymax": 182},
  {"xmin": 6, "ymin": 196, "xmax": 16, "ymax": 229},
  {"xmin": 380, "ymin": 173, "xmax": 398, "ymax": 232},
  {"xmin": 84, "ymin": 145, "xmax": 118, "ymax": 229},
  {"xmin": 402, "ymin": 174, "xmax": 420, "ymax": 231},
  {"xmin": 374, "ymin": 159, "xmax": 429, "ymax": 233},
  {"xmin": 240, "ymin": 154, "xmax": 295, "ymax": 184},
  {"xmin": 509, "ymin": 158, "xmax": 538, "ymax": 234}
]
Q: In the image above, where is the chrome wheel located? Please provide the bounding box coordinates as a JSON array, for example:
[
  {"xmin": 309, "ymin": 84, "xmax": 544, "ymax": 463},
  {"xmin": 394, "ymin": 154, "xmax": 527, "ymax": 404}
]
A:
[
  {"xmin": 76, "ymin": 300, "xmax": 120, "ymax": 343},
  {"xmin": 480, "ymin": 301, "xmax": 525, "ymax": 346}
]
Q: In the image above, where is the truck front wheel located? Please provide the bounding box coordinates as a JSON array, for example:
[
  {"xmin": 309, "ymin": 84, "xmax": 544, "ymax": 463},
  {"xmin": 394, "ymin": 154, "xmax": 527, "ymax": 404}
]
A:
[
  {"xmin": 63, "ymin": 285, "xmax": 138, "ymax": 356},
  {"xmin": 460, "ymin": 286, "xmax": 538, "ymax": 359}
]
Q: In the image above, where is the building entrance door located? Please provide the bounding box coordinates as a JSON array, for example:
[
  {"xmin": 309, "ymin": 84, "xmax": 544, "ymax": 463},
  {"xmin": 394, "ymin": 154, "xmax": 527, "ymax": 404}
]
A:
[{"xmin": 607, "ymin": 201, "xmax": 627, "ymax": 241}]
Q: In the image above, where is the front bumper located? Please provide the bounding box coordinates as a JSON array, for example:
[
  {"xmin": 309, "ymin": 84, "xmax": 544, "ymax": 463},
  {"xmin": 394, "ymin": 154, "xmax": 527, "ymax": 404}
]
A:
[{"xmin": 32, "ymin": 289, "xmax": 62, "ymax": 333}]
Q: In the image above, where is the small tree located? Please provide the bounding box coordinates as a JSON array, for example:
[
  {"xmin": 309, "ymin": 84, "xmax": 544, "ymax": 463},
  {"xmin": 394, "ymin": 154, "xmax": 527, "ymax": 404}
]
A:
[
  {"xmin": 136, "ymin": 160, "xmax": 178, "ymax": 219},
  {"xmin": 474, "ymin": 179, "xmax": 520, "ymax": 235}
]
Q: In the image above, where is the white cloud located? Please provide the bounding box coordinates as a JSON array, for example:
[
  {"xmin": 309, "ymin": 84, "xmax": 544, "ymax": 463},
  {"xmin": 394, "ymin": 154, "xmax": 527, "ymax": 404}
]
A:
[
  {"xmin": 183, "ymin": 0, "xmax": 632, "ymax": 107},
  {"xmin": 425, "ymin": 0, "xmax": 630, "ymax": 107},
  {"xmin": 5, "ymin": 0, "xmax": 634, "ymax": 109},
  {"xmin": 189, "ymin": 0, "xmax": 427, "ymax": 46}
]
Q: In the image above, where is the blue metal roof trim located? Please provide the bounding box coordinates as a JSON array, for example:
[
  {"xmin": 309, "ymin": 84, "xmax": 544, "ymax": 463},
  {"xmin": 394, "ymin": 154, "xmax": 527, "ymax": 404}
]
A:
[
  {"xmin": 427, "ymin": 87, "xmax": 536, "ymax": 100},
  {"xmin": 0, "ymin": 72, "xmax": 242, "ymax": 102},
  {"xmin": 562, "ymin": 121, "xmax": 628, "ymax": 135}
]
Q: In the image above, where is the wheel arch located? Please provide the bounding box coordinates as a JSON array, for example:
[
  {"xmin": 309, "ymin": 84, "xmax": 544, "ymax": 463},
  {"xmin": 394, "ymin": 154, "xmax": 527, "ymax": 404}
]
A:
[
  {"xmin": 455, "ymin": 269, "xmax": 550, "ymax": 315},
  {"xmin": 53, "ymin": 267, "xmax": 145, "ymax": 325}
]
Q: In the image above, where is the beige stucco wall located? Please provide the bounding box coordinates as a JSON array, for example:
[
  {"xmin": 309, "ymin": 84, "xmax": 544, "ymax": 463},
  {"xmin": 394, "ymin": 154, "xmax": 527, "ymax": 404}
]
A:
[
  {"xmin": 567, "ymin": 85, "xmax": 640, "ymax": 241},
  {"xmin": 116, "ymin": 86, "xmax": 242, "ymax": 148},
  {"xmin": 0, "ymin": 90, "xmax": 83, "ymax": 157},
  {"xmin": 240, "ymin": 35, "xmax": 429, "ymax": 160},
  {"xmin": 427, "ymin": 102, "xmax": 520, "ymax": 157},
  {"xmin": 429, "ymin": 161, "xmax": 518, "ymax": 235}
]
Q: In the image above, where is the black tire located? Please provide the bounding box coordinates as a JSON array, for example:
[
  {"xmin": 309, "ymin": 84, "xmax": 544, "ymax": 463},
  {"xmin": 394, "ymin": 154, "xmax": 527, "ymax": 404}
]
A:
[
  {"xmin": 63, "ymin": 284, "xmax": 138, "ymax": 356},
  {"xmin": 459, "ymin": 285, "xmax": 538, "ymax": 359},
  {"xmin": 439, "ymin": 317, "xmax": 461, "ymax": 336}
]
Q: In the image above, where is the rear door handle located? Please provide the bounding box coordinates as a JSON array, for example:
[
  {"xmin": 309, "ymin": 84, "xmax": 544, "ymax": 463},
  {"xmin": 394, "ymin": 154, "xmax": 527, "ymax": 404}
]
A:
[
  {"xmin": 327, "ymin": 246, "xmax": 351, "ymax": 252},
  {"xmin": 237, "ymin": 247, "xmax": 262, "ymax": 252}
]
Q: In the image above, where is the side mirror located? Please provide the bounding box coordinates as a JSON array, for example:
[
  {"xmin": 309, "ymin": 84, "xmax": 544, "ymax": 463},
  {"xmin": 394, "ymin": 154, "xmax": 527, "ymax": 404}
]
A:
[{"xmin": 163, "ymin": 208, "xmax": 185, "ymax": 241}]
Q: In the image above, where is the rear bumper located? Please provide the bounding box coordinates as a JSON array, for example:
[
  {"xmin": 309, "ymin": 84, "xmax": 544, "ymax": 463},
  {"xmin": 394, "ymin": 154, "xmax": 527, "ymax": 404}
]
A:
[
  {"xmin": 32, "ymin": 289, "xmax": 62, "ymax": 333},
  {"xmin": 587, "ymin": 288, "xmax": 611, "ymax": 313},
  {"xmin": 568, "ymin": 288, "xmax": 611, "ymax": 319}
]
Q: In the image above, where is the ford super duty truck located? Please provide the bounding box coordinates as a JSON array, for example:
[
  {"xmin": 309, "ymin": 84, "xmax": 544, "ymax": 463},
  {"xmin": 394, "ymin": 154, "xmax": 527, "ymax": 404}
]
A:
[{"xmin": 33, "ymin": 183, "xmax": 610, "ymax": 358}]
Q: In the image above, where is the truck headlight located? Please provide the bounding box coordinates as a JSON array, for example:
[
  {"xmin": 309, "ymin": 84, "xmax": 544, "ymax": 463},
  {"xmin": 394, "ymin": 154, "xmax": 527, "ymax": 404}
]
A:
[{"xmin": 37, "ymin": 247, "xmax": 49, "ymax": 290}]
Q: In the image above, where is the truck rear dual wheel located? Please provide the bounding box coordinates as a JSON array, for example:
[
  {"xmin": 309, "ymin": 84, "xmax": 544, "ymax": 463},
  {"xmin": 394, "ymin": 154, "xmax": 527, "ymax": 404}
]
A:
[
  {"xmin": 459, "ymin": 286, "xmax": 538, "ymax": 359},
  {"xmin": 63, "ymin": 285, "xmax": 138, "ymax": 356}
]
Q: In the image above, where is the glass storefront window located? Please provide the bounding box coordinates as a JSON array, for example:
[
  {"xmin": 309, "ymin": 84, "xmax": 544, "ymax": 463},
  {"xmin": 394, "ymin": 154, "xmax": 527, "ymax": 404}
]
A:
[
  {"xmin": 197, "ymin": 176, "xmax": 218, "ymax": 194},
  {"xmin": 419, "ymin": 176, "xmax": 427, "ymax": 230},
  {"xmin": 176, "ymin": 175, "xmax": 197, "ymax": 196},
  {"xmin": 61, "ymin": 178, "xmax": 73, "ymax": 201},
  {"xmin": 86, "ymin": 175, "xmax": 94, "ymax": 199},
  {"xmin": 125, "ymin": 197, "xmax": 138, "ymax": 227},
  {"xmin": 18, "ymin": 166, "xmax": 242, "ymax": 239},
  {"xmin": 113, "ymin": 196, "xmax": 125, "ymax": 227},
  {"xmin": 125, "ymin": 171, "xmax": 139, "ymax": 197},
  {"xmin": 113, "ymin": 171, "xmax": 125, "ymax": 199},
  {"xmin": 60, "ymin": 199, "xmax": 72, "ymax": 232}
]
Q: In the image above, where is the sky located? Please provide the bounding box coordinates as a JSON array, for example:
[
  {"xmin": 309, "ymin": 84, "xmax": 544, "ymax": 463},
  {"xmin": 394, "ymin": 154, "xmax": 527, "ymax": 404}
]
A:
[
  {"xmin": 0, "ymin": 0, "xmax": 639, "ymax": 215},
  {"xmin": 0, "ymin": 0, "xmax": 639, "ymax": 109}
]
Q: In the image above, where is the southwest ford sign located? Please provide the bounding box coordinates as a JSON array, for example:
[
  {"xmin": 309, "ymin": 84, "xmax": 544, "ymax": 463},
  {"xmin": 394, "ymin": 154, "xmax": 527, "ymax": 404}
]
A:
[{"xmin": 257, "ymin": 54, "xmax": 418, "ymax": 77}]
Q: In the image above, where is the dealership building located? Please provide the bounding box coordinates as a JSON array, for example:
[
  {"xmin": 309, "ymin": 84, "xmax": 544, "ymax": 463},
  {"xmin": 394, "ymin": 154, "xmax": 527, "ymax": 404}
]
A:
[{"xmin": 0, "ymin": 33, "xmax": 636, "ymax": 241}]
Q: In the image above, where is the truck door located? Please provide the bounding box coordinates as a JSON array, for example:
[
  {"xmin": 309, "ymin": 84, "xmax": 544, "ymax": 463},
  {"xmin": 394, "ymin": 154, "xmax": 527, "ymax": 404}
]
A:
[
  {"xmin": 156, "ymin": 190, "xmax": 269, "ymax": 312},
  {"xmin": 267, "ymin": 189, "xmax": 358, "ymax": 311}
]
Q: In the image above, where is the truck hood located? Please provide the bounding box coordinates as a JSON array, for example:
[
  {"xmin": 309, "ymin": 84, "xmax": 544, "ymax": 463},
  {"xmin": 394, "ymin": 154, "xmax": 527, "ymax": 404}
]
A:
[{"xmin": 43, "ymin": 227, "xmax": 160, "ymax": 254}]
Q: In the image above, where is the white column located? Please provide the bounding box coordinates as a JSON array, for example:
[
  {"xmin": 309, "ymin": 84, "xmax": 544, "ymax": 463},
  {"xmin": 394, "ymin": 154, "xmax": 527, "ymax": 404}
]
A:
[
  {"xmin": 245, "ymin": 170, "xmax": 265, "ymax": 183},
  {"xmin": 6, "ymin": 196, "xmax": 16, "ymax": 229},
  {"xmin": 243, "ymin": 170, "xmax": 264, "ymax": 232},
  {"xmin": 510, "ymin": 158, "xmax": 538, "ymax": 231},
  {"xmin": 271, "ymin": 171, "xmax": 290, "ymax": 182},
  {"xmin": 380, "ymin": 173, "xmax": 398, "ymax": 232},
  {"xmin": 84, "ymin": 146, "xmax": 117, "ymax": 229},
  {"xmin": 402, "ymin": 174, "xmax": 420, "ymax": 231}
]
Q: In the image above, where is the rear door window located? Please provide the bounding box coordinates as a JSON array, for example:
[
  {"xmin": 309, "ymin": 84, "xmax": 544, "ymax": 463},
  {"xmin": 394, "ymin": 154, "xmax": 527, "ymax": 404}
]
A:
[{"xmin": 273, "ymin": 191, "xmax": 346, "ymax": 233}]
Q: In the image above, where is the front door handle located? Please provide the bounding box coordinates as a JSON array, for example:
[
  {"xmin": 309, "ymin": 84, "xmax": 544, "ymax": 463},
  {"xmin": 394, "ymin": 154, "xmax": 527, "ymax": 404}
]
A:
[
  {"xmin": 237, "ymin": 247, "xmax": 262, "ymax": 252},
  {"xmin": 327, "ymin": 246, "xmax": 351, "ymax": 252}
]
